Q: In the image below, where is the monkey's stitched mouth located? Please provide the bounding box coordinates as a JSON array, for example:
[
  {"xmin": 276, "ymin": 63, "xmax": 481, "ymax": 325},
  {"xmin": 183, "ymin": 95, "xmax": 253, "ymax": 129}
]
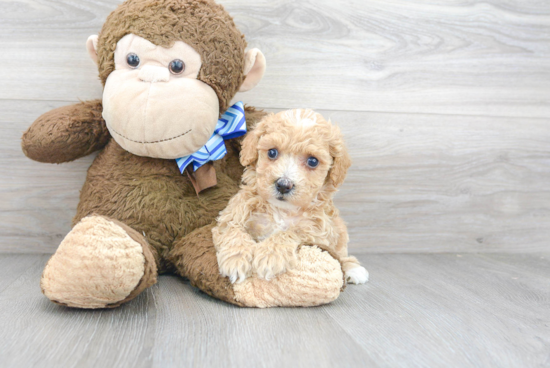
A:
[{"xmin": 108, "ymin": 126, "xmax": 193, "ymax": 144}]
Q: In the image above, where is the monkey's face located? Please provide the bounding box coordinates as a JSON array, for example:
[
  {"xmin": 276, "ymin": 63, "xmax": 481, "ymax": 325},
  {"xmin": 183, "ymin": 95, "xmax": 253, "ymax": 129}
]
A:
[{"xmin": 101, "ymin": 34, "xmax": 219, "ymax": 159}]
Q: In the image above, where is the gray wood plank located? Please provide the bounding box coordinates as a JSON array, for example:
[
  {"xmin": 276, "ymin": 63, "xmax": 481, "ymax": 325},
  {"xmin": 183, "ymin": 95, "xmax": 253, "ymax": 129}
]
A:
[
  {"xmin": 3, "ymin": 100, "xmax": 549, "ymax": 253},
  {"xmin": 330, "ymin": 110, "xmax": 550, "ymax": 254},
  {"xmin": 151, "ymin": 276, "xmax": 375, "ymax": 368},
  {"xmin": 0, "ymin": 100, "xmax": 94, "ymax": 253},
  {"xmin": 0, "ymin": 253, "xmax": 548, "ymax": 368},
  {"xmin": 324, "ymin": 253, "xmax": 550, "ymax": 368},
  {"xmin": 0, "ymin": 255, "xmax": 375, "ymax": 368},
  {"xmin": 1, "ymin": 0, "xmax": 549, "ymax": 117},
  {"xmin": 0, "ymin": 254, "xmax": 157, "ymax": 368},
  {"xmin": 0, "ymin": 253, "xmax": 45, "ymax": 292}
]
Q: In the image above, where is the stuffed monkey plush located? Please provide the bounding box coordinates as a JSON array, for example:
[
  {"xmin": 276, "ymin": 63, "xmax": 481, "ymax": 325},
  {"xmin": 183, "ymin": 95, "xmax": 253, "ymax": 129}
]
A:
[{"xmin": 21, "ymin": 0, "xmax": 345, "ymax": 308}]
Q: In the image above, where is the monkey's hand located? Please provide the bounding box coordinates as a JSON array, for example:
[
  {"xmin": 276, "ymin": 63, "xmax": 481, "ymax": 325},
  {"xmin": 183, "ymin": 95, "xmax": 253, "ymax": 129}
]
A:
[
  {"xmin": 253, "ymin": 232, "xmax": 300, "ymax": 281},
  {"xmin": 22, "ymin": 100, "xmax": 110, "ymax": 163}
]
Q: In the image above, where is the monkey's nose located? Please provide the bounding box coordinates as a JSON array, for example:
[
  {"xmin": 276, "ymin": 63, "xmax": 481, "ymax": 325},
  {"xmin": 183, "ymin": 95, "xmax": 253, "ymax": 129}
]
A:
[
  {"xmin": 275, "ymin": 178, "xmax": 294, "ymax": 195},
  {"xmin": 138, "ymin": 65, "xmax": 170, "ymax": 83}
]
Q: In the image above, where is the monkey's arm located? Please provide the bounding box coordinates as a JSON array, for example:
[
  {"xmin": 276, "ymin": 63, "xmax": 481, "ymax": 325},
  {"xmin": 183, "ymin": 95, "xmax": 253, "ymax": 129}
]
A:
[{"xmin": 22, "ymin": 100, "xmax": 110, "ymax": 163}]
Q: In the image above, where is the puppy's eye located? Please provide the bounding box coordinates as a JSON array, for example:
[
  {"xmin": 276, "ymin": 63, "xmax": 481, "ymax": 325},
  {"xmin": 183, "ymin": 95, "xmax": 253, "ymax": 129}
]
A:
[
  {"xmin": 126, "ymin": 53, "xmax": 140, "ymax": 68},
  {"xmin": 267, "ymin": 149, "xmax": 278, "ymax": 160},
  {"xmin": 307, "ymin": 157, "xmax": 319, "ymax": 168},
  {"xmin": 169, "ymin": 59, "xmax": 185, "ymax": 74}
]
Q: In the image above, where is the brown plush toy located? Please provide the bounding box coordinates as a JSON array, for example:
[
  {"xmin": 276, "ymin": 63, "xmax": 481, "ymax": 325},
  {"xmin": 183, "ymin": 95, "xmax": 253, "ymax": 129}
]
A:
[{"xmin": 21, "ymin": 0, "xmax": 345, "ymax": 309}]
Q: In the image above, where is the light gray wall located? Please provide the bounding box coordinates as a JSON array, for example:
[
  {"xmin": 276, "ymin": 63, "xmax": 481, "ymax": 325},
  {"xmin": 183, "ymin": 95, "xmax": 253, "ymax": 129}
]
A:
[{"xmin": 1, "ymin": 0, "xmax": 549, "ymax": 253}]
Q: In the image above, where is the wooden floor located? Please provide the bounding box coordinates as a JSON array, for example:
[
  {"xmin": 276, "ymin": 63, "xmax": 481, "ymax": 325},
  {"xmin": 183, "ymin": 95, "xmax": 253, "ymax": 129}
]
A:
[{"xmin": 0, "ymin": 253, "xmax": 548, "ymax": 368}]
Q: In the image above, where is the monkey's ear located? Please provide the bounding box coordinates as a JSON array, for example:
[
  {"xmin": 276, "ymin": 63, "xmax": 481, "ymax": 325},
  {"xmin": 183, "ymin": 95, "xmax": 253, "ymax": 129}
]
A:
[
  {"xmin": 86, "ymin": 35, "xmax": 99, "ymax": 65},
  {"xmin": 239, "ymin": 49, "xmax": 266, "ymax": 92}
]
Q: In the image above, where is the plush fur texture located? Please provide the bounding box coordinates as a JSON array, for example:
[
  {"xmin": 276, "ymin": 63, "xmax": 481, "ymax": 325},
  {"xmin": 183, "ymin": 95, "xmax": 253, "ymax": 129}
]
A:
[
  {"xmin": 22, "ymin": 0, "xmax": 347, "ymax": 309},
  {"xmin": 167, "ymin": 224, "xmax": 345, "ymax": 308},
  {"xmin": 232, "ymin": 245, "xmax": 344, "ymax": 308},
  {"xmin": 97, "ymin": 0, "xmax": 247, "ymax": 113},
  {"xmin": 22, "ymin": 100, "xmax": 109, "ymax": 164},
  {"xmin": 213, "ymin": 109, "xmax": 366, "ymax": 284},
  {"xmin": 167, "ymin": 223, "xmax": 244, "ymax": 305},
  {"xmin": 41, "ymin": 216, "xmax": 157, "ymax": 309},
  {"xmin": 73, "ymin": 106, "xmax": 262, "ymax": 272}
]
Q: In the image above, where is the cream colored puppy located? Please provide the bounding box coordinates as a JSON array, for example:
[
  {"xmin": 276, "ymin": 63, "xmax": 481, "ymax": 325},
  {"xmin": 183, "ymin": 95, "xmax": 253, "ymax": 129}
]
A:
[{"xmin": 212, "ymin": 109, "xmax": 368, "ymax": 284}]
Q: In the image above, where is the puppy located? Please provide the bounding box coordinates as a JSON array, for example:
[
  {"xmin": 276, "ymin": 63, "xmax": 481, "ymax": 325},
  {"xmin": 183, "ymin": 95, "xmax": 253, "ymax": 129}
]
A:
[{"xmin": 212, "ymin": 109, "xmax": 368, "ymax": 284}]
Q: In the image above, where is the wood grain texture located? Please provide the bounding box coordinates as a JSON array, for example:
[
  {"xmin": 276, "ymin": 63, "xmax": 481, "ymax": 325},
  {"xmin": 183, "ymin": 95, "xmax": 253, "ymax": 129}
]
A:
[
  {"xmin": 0, "ymin": 100, "xmax": 94, "ymax": 253},
  {"xmin": 328, "ymin": 110, "xmax": 550, "ymax": 253},
  {"xmin": 2, "ymin": 1, "xmax": 549, "ymax": 366},
  {"xmin": 325, "ymin": 253, "xmax": 550, "ymax": 368},
  {"xmin": 0, "ymin": 0, "xmax": 549, "ymax": 117},
  {"xmin": 0, "ymin": 254, "xmax": 157, "ymax": 368},
  {"xmin": 1, "ymin": 0, "xmax": 549, "ymax": 253},
  {"xmin": 0, "ymin": 253, "xmax": 548, "ymax": 367},
  {"xmin": 3, "ymin": 100, "xmax": 549, "ymax": 253}
]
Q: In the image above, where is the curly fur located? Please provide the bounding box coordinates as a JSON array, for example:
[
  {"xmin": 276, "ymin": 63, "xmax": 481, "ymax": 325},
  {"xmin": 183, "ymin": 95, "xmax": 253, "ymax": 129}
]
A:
[{"xmin": 213, "ymin": 109, "xmax": 364, "ymax": 283}]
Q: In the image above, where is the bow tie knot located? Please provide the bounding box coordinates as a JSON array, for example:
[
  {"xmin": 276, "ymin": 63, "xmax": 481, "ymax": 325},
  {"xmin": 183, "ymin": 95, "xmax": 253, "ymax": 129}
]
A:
[{"xmin": 176, "ymin": 102, "xmax": 247, "ymax": 173}]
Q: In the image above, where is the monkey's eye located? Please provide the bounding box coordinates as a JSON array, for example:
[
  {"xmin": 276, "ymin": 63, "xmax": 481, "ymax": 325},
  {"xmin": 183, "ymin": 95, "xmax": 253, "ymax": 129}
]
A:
[
  {"xmin": 267, "ymin": 149, "xmax": 278, "ymax": 160},
  {"xmin": 169, "ymin": 59, "xmax": 185, "ymax": 74},
  {"xmin": 306, "ymin": 157, "xmax": 319, "ymax": 168},
  {"xmin": 126, "ymin": 53, "xmax": 140, "ymax": 68}
]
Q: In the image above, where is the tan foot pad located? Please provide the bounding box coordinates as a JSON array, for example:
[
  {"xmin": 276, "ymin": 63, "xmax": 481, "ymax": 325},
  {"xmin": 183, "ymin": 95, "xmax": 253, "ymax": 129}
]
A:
[
  {"xmin": 41, "ymin": 216, "xmax": 147, "ymax": 309},
  {"xmin": 233, "ymin": 246, "xmax": 344, "ymax": 308}
]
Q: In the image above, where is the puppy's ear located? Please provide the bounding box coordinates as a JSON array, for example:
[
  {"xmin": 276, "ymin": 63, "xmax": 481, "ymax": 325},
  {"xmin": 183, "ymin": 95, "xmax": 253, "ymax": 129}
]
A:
[
  {"xmin": 327, "ymin": 124, "xmax": 351, "ymax": 188},
  {"xmin": 240, "ymin": 116, "xmax": 268, "ymax": 166},
  {"xmin": 240, "ymin": 130, "xmax": 259, "ymax": 166}
]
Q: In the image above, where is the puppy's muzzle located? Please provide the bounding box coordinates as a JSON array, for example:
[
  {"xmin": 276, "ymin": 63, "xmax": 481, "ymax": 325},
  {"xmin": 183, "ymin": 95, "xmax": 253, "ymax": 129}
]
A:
[{"xmin": 275, "ymin": 178, "xmax": 294, "ymax": 195}]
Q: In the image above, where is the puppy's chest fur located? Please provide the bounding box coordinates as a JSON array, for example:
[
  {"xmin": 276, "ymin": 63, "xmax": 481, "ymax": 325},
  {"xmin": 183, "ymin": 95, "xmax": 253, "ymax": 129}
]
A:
[{"xmin": 245, "ymin": 206, "xmax": 338, "ymax": 247}]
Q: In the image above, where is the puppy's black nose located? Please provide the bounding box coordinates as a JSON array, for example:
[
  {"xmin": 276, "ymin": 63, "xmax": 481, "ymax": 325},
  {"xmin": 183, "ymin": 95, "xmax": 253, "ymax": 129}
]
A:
[{"xmin": 275, "ymin": 178, "xmax": 294, "ymax": 194}]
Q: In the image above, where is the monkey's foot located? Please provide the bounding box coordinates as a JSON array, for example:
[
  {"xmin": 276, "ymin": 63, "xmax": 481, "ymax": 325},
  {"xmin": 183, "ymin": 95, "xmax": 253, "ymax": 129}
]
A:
[
  {"xmin": 233, "ymin": 245, "xmax": 344, "ymax": 308},
  {"xmin": 168, "ymin": 225, "xmax": 344, "ymax": 308},
  {"xmin": 41, "ymin": 215, "xmax": 157, "ymax": 309}
]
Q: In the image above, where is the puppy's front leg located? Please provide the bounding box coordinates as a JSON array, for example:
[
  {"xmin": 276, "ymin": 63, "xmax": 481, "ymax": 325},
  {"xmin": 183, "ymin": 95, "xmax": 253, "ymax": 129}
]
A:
[
  {"xmin": 213, "ymin": 193, "xmax": 257, "ymax": 284},
  {"xmin": 333, "ymin": 216, "xmax": 369, "ymax": 284},
  {"xmin": 215, "ymin": 233, "xmax": 256, "ymax": 284},
  {"xmin": 253, "ymin": 231, "xmax": 301, "ymax": 281}
]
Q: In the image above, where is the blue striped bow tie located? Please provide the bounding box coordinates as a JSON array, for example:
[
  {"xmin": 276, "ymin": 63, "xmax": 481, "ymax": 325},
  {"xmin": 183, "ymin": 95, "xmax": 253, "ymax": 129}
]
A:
[{"xmin": 176, "ymin": 102, "xmax": 247, "ymax": 174}]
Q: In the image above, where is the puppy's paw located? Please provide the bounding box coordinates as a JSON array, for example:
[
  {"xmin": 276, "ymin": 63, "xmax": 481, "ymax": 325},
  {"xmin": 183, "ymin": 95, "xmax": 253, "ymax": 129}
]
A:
[
  {"xmin": 345, "ymin": 266, "xmax": 369, "ymax": 284},
  {"xmin": 253, "ymin": 245, "xmax": 298, "ymax": 281},
  {"xmin": 217, "ymin": 249, "xmax": 253, "ymax": 284}
]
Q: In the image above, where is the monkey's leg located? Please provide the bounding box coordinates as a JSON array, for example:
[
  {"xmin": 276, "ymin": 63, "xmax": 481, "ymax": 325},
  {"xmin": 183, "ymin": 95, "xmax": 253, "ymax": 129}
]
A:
[
  {"xmin": 41, "ymin": 215, "xmax": 158, "ymax": 309},
  {"xmin": 167, "ymin": 224, "xmax": 345, "ymax": 308}
]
